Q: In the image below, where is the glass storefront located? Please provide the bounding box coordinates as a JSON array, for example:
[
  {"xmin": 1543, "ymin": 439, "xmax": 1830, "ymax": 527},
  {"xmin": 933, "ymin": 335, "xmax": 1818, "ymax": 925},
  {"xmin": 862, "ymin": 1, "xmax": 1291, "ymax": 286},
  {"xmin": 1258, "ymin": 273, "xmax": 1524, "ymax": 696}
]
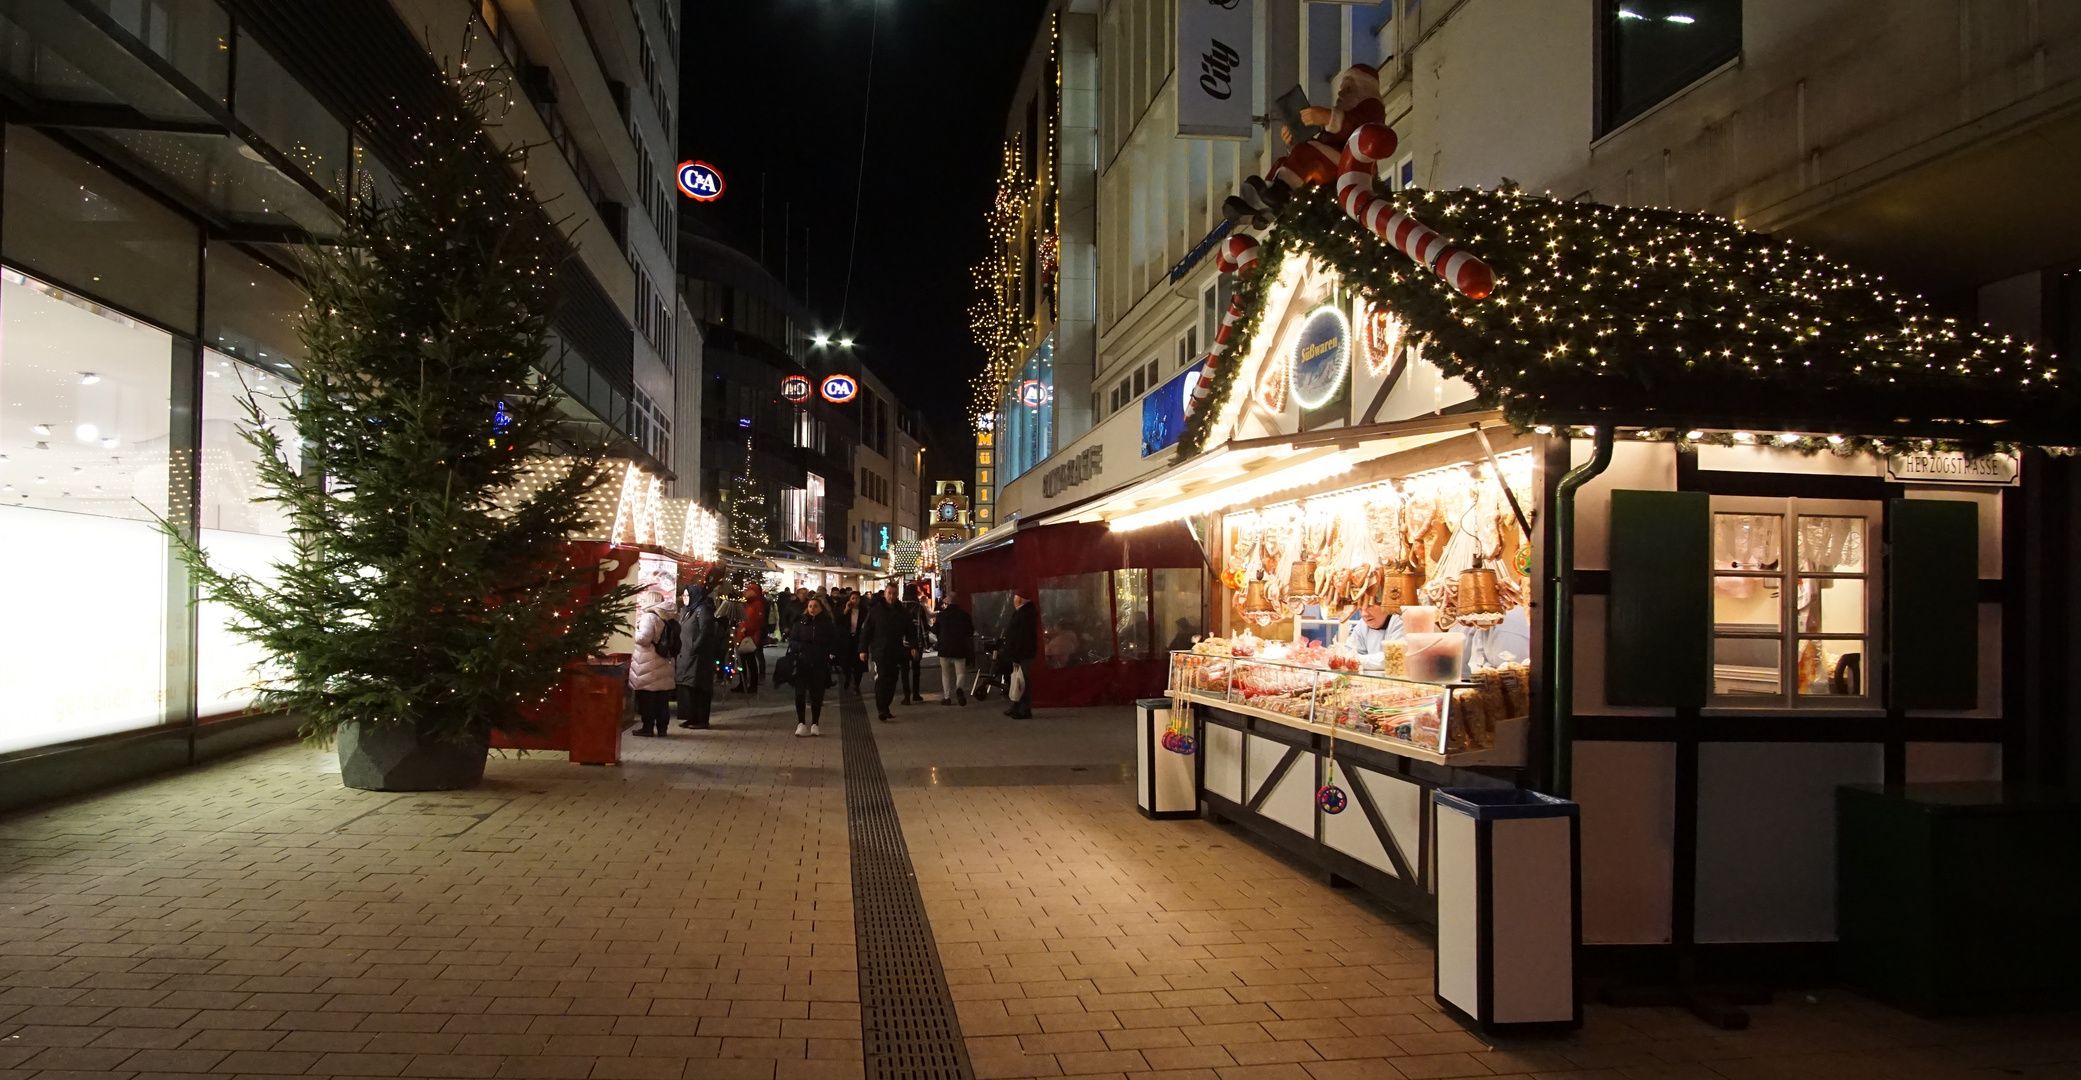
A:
[
  {"xmin": 0, "ymin": 122, "xmax": 310, "ymax": 754},
  {"xmin": 998, "ymin": 336, "xmax": 1054, "ymax": 484},
  {"xmin": 0, "ymin": 271, "xmax": 175, "ymax": 754}
]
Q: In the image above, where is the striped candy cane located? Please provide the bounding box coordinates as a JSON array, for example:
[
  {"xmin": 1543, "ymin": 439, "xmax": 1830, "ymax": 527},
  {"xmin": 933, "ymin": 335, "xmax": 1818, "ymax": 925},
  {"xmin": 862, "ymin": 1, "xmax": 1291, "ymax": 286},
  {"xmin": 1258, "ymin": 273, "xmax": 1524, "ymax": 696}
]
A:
[
  {"xmin": 1185, "ymin": 236, "xmax": 1263, "ymax": 417},
  {"xmin": 1337, "ymin": 124, "xmax": 1494, "ymax": 300}
]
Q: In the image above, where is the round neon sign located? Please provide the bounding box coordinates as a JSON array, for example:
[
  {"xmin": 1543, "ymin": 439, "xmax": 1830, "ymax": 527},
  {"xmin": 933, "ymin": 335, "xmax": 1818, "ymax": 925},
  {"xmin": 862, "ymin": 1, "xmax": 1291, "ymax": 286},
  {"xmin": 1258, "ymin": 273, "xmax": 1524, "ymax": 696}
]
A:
[
  {"xmin": 820, "ymin": 374, "xmax": 859, "ymax": 403},
  {"xmin": 780, "ymin": 375, "xmax": 812, "ymax": 403},
  {"xmin": 677, "ymin": 160, "xmax": 725, "ymax": 202},
  {"xmin": 1289, "ymin": 305, "xmax": 1351, "ymax": 410},
  {"xmin": 1019, "ymin": 380, "xmax": 1050, "ymax": 407}
]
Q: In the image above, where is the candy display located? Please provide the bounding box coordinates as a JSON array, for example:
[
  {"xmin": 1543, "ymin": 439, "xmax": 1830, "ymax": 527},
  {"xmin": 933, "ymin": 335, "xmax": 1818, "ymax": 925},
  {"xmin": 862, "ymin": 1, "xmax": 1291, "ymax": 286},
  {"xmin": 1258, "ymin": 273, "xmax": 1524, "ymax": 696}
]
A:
[{"xmin": 1168, "ymin": 639, "xmax": 1529, "ymax": 760}]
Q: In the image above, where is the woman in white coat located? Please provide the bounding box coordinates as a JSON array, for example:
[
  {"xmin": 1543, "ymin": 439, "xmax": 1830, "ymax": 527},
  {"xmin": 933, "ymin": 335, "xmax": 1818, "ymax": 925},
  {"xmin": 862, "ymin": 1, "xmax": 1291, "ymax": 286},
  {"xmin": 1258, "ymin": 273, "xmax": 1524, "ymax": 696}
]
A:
[{"xmin": 628, "ymin": 595, "xmax": 678, "ymax": 737}]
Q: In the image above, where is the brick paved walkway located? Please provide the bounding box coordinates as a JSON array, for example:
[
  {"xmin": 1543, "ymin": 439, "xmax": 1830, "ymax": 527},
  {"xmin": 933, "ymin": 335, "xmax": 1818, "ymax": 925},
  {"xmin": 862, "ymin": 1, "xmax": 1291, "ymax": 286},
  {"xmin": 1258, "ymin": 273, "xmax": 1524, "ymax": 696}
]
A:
[{"xmin": 3, "ymin": 677, "xmax": 2078, "ymax": 1080}]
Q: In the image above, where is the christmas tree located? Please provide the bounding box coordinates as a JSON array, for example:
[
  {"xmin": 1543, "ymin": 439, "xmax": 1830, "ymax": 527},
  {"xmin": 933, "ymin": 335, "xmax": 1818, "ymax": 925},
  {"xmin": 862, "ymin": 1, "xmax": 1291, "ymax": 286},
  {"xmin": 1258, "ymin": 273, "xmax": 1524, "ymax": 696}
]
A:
[{"xmin": 173, "ymin": 68, "xmax": 634, "ymax": 745}]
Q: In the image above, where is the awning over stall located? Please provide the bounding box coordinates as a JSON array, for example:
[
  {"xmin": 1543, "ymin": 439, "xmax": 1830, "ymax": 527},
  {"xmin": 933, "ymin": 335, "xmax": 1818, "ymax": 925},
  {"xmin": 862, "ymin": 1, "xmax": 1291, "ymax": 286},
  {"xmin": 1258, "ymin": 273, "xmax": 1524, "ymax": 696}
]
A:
[{"xmin": 1070, "ymin": 412, "xmax": 1505, "ymax": 532}]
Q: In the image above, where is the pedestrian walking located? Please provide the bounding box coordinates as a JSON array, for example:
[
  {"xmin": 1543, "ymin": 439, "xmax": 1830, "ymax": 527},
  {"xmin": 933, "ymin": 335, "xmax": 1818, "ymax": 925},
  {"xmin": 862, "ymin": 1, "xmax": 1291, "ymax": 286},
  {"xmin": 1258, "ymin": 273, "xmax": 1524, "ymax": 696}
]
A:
[
  {"xmin": 933, "ymin": 597, "xmax": 975, "ymax": 706},
  {"xmin": 841, "ymin": 593, "xmax": 868, "ymax": 693},
  {"xmin": 784, "ymin": 596, "xmax": 845, "ymax": 736},
  {"xmin": 628, "ymin": 593, "xmax": 679, "ymax": 736},
  {"xmin": 675, "ymin": 578, "xmax": 718, "ymax": 729},
  {"xmin": 1001, "ymin": 590, "xmax": 1039, "ymax": 719},
  {"xmin": 857, "ymin": 582, "xmax": 920, "ymax": 721},
  {"xmin": 735, "ymin": 582, "xmax": 769, "ymax": 692},
  {"xmin": 901, "ymin": 586, "xmax": 930, "ymax": 703}
]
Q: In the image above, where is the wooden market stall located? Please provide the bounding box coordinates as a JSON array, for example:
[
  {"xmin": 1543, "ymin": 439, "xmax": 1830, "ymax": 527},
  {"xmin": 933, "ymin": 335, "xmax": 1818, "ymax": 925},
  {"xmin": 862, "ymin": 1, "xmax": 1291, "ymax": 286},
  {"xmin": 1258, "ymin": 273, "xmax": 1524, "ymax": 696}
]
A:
[{"xmin": 1078, "ymin": 183, "xmax": 2076, "ymax": 992}]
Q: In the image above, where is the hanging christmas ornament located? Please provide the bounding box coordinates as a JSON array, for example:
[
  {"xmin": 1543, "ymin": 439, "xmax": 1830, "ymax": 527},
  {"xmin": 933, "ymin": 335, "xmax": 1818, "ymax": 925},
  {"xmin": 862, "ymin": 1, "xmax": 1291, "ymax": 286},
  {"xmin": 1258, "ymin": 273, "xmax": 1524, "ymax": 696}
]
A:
[{"xmin": 1317, "ymin": 783, "xmax": 1349, "ymax": 814}]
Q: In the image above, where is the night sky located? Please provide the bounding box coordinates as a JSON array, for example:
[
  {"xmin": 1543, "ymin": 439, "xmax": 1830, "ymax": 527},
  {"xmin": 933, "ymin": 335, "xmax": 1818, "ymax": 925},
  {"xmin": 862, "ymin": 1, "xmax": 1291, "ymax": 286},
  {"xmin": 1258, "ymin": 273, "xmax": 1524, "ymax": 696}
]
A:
[{"xmin": 679, "ymin": 0, "xmax": 1054, "ymax": 463}]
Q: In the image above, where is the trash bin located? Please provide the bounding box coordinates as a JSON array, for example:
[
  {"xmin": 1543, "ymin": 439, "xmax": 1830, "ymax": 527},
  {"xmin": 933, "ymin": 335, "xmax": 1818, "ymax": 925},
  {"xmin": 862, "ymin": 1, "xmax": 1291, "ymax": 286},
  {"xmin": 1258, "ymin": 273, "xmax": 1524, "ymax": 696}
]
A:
[
  {"xmin": 1135, "ymin": 697, "xmax": 1196, "ymax": 820},
  {"xmin": 1434, "ymin": 787, "xmax": 1580, "ymax": 1034}
]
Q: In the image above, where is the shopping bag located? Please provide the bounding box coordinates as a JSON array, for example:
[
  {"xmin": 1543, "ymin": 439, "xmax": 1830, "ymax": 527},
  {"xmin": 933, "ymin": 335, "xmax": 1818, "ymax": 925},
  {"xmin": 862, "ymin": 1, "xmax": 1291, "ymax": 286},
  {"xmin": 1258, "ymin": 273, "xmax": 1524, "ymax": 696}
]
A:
[{"xmin": 1007, "ymin": 665, "xmax": 1027, "ymax": 703}]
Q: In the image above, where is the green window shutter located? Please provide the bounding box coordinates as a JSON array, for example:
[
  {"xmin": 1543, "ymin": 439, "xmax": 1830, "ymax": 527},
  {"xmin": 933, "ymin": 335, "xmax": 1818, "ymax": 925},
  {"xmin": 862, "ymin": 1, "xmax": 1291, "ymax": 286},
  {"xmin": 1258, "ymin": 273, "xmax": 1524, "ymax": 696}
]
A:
[
  {"xmin": 1890, "ymin": 499, "xmax": 1979, "ymax": 710},
  {"xmin": 1607, "ymin": 490, "xmax": 1710, "ymax": 707}
]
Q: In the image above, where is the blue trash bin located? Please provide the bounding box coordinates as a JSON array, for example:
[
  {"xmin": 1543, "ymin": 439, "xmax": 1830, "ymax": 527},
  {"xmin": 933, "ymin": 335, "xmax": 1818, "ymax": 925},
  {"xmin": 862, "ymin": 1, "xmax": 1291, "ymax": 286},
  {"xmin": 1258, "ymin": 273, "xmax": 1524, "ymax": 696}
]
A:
[{"xmin": 1434, "ymin": 787, "xmax": 1581, "ymax": 1034}]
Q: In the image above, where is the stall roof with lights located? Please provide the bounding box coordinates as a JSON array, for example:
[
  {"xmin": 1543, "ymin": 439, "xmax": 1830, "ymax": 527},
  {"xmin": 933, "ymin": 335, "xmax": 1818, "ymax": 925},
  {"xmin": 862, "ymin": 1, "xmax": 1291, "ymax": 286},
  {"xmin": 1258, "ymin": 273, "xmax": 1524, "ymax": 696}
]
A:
[{"xmin": 1186, "ymin": 185, "xmax": 2077, "ymax": 454}]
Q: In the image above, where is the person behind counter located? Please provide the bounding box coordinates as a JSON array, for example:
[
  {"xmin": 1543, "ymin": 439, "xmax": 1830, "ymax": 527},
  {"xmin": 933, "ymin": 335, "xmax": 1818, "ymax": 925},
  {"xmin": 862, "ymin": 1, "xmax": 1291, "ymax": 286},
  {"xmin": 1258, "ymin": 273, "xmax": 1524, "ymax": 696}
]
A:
[{"xmin": 1337, "ymin": 603, "xmax": 1533, "ymax": 677}]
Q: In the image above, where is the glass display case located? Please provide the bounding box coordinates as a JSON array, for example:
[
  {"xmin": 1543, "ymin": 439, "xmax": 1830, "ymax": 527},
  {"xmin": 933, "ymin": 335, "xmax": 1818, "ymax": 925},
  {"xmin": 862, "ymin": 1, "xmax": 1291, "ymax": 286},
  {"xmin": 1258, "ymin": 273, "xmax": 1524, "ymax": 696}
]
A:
[
  {"xmin": 1173, "ymin": 649, "xmax": 1531, "ymax": 761},
  {"xmin": 1168, "ymin": 650, "xmax": 1528, "ymax": 761}
]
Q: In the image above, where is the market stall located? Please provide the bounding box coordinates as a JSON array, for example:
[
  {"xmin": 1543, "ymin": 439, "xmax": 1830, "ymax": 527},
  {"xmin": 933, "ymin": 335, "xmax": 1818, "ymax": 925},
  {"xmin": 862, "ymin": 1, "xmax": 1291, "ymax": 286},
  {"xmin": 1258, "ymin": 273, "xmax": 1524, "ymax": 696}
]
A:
[{"xmin": 1084, "ymin": 178, "xmax": 2073, "ymax": 990}]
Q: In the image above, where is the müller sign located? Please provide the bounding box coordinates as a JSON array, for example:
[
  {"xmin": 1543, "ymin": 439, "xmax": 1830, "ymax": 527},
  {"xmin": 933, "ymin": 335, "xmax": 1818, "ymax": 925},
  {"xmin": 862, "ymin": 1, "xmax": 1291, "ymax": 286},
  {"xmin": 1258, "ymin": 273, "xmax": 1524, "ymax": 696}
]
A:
[{"xmin": 1042, "ymin": 445, "xmax": 1104, "ymax": 498}]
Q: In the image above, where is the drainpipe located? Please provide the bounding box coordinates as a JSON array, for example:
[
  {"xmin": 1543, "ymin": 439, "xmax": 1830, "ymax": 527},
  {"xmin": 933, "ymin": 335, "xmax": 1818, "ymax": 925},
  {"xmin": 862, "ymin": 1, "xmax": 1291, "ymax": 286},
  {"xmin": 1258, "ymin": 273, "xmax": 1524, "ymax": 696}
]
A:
[{"xmin": 1549, "ymin": 426, "xmax": 1613, "ymax": 798}]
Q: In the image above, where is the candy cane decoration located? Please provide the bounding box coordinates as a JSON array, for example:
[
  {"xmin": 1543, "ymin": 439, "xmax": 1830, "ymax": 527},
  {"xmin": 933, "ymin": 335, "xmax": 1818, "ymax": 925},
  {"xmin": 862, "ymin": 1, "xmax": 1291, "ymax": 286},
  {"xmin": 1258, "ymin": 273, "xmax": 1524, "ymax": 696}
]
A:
[
  {"xmin": 1337, "ymin": 124, "xmax": 1494, "ymax": 300},
  {"xmin": 1184, "ymin": 236, "xmax": 1262, "ymax": 417}
]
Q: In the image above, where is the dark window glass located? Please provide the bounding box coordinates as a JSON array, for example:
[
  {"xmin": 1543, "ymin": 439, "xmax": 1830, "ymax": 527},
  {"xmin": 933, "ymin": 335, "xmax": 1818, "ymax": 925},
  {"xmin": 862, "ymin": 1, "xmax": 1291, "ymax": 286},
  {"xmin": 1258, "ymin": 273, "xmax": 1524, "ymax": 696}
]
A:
[
  {"xmin": 3, "ymin": 125, "xmax": 199, "ymax": 332},
  {"xmin": 234, "ymin": 30, "xmax": 349, "ymax": 197},
  {"xmin": 1601, "ymin": 0, "xmax": 1741, "ymax": 133},
  {"xmin": 205, "ymin": 242, "xmax": 306, "ymax": 372},
  {"xmin": 88, "ymin": 0, "xmax": 230, "ymax": 101}
]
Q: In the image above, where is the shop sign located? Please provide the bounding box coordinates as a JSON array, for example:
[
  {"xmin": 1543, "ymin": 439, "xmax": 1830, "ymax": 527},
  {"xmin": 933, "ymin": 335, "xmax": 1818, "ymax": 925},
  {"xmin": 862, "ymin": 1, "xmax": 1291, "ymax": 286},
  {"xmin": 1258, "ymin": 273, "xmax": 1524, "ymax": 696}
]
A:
[
  {"xmin": 677, "ymin": 160, "xmax": 725, "ymax": 201},
  {"xmin": 820, "ymin": 374, "xmax": 859, "ymax": 403},
  {"xmin": 1042, "ymin": 445, "xmax": 1104, "ymax": 498},
  {"xmin": 1142, "ymin": 359, "xmax": 1207, "ymax": 457},
  {"xmin": 1885, "ymin": 451, "xmax": 2019, "ymax": 486},
  {"xmin": 780, "ymin": 375, "xmax": 811, "ymax": 403},
  {"xmin": 1289, "ymin": 305, "xmax": 1351, "ymax": 410},
  {"xmin": 1020, "ymin": 379, "xmax": 1050, "ymax": 407},
  {"xmin": 1176, "ymin": 0, "xmax": 1254, "ymax": 139}
]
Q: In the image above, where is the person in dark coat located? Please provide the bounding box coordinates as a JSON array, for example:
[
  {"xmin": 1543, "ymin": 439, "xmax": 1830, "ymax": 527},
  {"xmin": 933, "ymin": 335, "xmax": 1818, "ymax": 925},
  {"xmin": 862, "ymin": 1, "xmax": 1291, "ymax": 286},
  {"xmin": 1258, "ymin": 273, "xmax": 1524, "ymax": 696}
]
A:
[
  {"xmin": 900, "ymin": 587, "xmax": 931, "ymax": 704},
  {"xmin": 839, "ymin": 592, "xmax": 868, "ymax": 693},
  {"xmin": 1001, "ymin": 590, "xmax": 1040, "ymax": 719},
  {"xmin": 856, "ymin": 583, "xmax": 921, "ymax": 721},
  {"xmin": 784, "ymin": 596, "xmax": 845, "ymax": 737},
  {"xmin": 675, "ymin": 580, "xmax": 719, "ymax": 729},
  {"xmin": 932, "ymin": 598, "xmax": 976, "ymax": 706}
]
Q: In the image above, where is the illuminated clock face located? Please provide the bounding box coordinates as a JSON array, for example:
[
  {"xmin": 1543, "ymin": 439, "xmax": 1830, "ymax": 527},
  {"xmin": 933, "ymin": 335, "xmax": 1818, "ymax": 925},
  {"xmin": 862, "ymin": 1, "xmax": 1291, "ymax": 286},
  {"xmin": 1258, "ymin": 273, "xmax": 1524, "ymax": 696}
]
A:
[{"xmin": 938, "ymin": 503, "xmax": 957, "ymax": 521}]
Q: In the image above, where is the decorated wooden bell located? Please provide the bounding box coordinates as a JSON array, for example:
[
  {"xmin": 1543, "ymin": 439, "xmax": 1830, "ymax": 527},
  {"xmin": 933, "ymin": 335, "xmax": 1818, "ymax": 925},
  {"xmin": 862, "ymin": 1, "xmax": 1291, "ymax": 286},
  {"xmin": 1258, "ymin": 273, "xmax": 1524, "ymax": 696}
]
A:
[
  {"xmin": 1378, "ymin": 568, "xmax": 1423, "ymax": 613},
  {"xmin": 1241, "ymin": 578, "xmax": 1279, "ymax": 627},
  {"xmin": 1287, "ymin": 556, "xmax": 1320, "ymax": 605},
  {"xmin": 1456, "ymin": 558, "xmax": 1505, "ymax": 628}
]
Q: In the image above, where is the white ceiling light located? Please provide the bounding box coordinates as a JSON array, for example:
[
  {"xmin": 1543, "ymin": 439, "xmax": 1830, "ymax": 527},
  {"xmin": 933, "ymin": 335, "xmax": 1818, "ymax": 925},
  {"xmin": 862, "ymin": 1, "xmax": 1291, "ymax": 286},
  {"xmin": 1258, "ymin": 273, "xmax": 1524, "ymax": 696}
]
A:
[{"xmin": 74, "ymin": 424, "xmax": 98, "ymax": 443}]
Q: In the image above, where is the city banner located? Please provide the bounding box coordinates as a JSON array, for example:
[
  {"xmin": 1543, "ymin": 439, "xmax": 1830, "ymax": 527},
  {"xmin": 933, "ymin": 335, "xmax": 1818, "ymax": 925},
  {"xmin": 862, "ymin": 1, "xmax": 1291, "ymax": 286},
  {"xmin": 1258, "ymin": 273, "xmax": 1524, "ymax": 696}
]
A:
[{"xmin": 1177, "ymin": 0, "xmax": 1255, "ymax": 139}]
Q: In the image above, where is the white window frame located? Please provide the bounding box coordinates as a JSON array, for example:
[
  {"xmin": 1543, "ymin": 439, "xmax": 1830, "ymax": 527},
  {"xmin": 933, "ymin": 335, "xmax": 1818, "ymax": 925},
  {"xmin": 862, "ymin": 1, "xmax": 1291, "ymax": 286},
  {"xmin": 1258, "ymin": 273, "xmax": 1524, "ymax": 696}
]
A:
[{"xmin": 1706, "ymin": 495, "xmax": 1884, "ymax": 713}]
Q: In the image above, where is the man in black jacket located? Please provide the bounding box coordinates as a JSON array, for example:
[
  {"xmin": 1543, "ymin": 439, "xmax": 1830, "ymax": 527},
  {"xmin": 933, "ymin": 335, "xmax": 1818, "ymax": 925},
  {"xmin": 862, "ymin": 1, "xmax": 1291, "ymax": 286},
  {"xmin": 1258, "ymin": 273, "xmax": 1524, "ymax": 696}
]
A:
[
  {"xmin": 857, "ymin": 583, "xmax": 921, "ymax": 720},
  {"xmin": 1001, "ymin": 590, "xmax": 1039, "ymax": 719},
  {"xmin": 932, "ymin": 598, "xmax": 976, "ymax": 706},
  {"xmin": 675, "ymin": 579, "xmax": 719, "ymax": 729}
]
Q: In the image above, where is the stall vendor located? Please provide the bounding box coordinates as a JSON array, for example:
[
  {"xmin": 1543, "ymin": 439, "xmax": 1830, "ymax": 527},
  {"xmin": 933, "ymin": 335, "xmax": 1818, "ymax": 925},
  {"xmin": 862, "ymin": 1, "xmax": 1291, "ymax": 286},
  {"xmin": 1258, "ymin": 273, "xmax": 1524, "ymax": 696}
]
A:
[
  {"xmin": 1337, "ymin": 604, "xmax": 1532, "ymax": 677},
  {"xmin": 1340, "ymin": 603, "xmax": 1400, "ymax": 668}
]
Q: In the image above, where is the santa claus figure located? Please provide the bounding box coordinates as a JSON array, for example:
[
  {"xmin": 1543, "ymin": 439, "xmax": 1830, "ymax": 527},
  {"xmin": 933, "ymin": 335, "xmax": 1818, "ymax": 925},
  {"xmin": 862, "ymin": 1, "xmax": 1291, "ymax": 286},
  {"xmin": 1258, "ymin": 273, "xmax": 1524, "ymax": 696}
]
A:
[{"xmin": 1224, "ymin": 64, "xmax": 1387, "ymax": 228}]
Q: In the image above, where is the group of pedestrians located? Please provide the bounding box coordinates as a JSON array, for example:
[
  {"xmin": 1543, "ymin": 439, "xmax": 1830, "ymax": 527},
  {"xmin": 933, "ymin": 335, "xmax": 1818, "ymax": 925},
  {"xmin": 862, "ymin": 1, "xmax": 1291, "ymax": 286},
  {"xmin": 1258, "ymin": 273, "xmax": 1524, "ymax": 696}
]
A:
[{"xmin": 624, "ymin": 576, "xmax": 1026, "ymax": 738}]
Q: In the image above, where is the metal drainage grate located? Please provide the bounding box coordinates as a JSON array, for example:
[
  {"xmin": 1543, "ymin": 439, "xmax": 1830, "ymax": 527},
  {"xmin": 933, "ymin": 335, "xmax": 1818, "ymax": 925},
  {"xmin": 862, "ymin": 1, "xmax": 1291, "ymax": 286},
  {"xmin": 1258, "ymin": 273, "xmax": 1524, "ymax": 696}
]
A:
[{"xmin": 841, "ymin": 703, "xmax": 975, "ymax": 1080}]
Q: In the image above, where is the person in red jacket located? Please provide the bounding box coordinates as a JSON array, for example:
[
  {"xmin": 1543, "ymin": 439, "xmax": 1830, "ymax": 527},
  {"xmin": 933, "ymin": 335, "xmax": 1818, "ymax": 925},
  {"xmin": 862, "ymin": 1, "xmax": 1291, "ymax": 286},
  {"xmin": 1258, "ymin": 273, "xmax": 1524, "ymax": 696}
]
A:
[{"xmin": 734, "ymin": 582, "xmax": 770, "ymax": 693}]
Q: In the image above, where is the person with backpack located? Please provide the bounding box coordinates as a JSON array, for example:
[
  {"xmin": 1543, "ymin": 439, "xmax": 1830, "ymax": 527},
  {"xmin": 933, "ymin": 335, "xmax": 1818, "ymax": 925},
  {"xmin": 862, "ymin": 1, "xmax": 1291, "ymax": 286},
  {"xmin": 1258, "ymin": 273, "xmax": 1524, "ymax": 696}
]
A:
[
  {"xmin": 628, "ymin": 591, "xmax": 680, "ymax": 737},
  {"xmin": 675, "ymin": 577, "xmax": 719, "ymax": 730}
]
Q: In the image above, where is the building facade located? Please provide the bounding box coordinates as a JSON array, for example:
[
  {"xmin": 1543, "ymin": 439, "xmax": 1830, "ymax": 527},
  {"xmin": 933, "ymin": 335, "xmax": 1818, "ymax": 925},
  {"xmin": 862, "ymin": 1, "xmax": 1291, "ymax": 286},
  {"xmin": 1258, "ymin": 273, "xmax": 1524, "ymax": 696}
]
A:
[
  {"xmin": 678, "ymin": 213, "xmax": 862, "ymax": 584},
  {"xmin": 968, "ymin": 0, "xmax": 2081, "ymax": 975},
  {"xmin": 844, "ymin": 367, "xmax": 927, "ymax": 578},
  {"xmin": 0, "ymin": 0, "xmax": 682, "ymax": 780}
]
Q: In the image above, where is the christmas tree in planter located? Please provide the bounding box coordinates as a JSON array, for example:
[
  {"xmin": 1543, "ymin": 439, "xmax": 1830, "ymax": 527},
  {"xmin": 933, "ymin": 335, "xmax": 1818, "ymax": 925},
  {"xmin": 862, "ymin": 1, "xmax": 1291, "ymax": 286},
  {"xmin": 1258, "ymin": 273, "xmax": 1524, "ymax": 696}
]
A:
[{"xmin": 173, "ymin": 70, "xmax": 635, "ymax": 791}]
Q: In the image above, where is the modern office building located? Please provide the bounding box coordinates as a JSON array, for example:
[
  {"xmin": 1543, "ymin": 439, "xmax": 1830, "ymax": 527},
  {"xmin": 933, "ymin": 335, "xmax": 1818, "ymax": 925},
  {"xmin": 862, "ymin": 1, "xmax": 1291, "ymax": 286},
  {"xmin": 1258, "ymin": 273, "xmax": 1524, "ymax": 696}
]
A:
[
  {"xmin": 0, "ymin": 0, "xmax": 686, "ymax": 790},
  {"xmin": 678, "ymin": 209, "xmax": 873, "ymax": 588}
]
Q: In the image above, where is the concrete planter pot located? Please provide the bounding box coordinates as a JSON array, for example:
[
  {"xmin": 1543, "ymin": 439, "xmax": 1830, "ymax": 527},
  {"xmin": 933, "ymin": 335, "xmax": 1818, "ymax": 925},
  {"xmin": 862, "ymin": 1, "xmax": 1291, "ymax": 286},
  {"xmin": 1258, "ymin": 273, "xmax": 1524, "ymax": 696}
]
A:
[{"xmin": 337, "ymin": 721, "xmax": 489, "ymax": 791}]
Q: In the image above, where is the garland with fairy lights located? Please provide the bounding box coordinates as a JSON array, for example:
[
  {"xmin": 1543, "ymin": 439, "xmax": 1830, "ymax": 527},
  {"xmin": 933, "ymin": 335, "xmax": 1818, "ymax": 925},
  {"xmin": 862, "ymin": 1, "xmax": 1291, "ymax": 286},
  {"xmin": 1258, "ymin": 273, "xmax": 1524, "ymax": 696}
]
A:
[
  {"xmin": 967, "ymin": 16, "xmax": 1062, "ymax": 423},
  {"xmin": 1179, "ymin": 182, "xmax": 2071, "ymax": 459}
]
